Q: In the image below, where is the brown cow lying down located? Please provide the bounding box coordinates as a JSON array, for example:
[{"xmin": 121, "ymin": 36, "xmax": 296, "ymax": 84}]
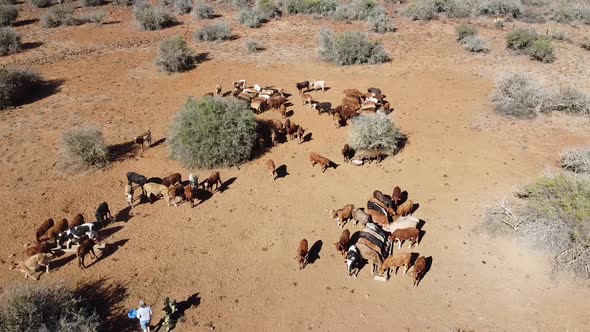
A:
[{"xmin": 10, "ymin": 253, "xmax": 50, "ymax": 280}]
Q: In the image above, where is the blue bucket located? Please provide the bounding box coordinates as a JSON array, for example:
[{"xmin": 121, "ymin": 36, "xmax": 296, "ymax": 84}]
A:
[{"xmin": 127, "ymin": 309, "xmax": 137, "ymax": 319}]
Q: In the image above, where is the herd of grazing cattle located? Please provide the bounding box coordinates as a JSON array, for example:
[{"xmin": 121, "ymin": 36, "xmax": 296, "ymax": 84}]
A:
[{"xmin": 12, "ymin": 78, "xmax": 430, "ymax": 287}]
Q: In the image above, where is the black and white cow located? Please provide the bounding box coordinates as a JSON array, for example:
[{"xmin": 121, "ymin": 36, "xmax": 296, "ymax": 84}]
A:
[
  {"xmin": 95, "ymin": 202, "xmax": 111, "ymax": 227},
  {"xmin": 127, "ymin": 172, "xmax": 147, "ymax": 195},
  {"xmin": 57, "ymin": 223, "xmax": 98, "ymax": 249},
  {"xmin": 346, "ymin": 245, "xmax": 362, "ymax": 278}
]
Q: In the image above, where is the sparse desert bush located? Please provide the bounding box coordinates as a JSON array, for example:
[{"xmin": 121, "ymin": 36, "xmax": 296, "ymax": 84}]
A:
[
  {"xmin": 527, "ymin": 37, "xmax": 555, "ymax": 62},
  {"xmin": 245, "ymin": 38, "xmax": 264, "ymax": 52},
  {"xmin": 0, "ymin": 5, "xmax": 17, "ymax": 26},
  {"xmin": 368, "ymin": 13, "xmax": 395, "ymax": 33},
  {"xmin": 172, "ymin": 0, "xmax": 192, "ymax": 14},
  {"xmin": 478, "ymin": 0, "xmax": 523, "ymax": 18},
  {"xmin": 0, "ymin": 66, "xmax": 41, "ymax": 109},
  {"xmin": 0, "ymin": 26, "xmax": 20, "ymax": 56},
  {"xmin": 238, "ymin": 8, "xmax": 265, "ymax": 27},
  {"xmin": 490, "ymin": 72, "xmax": 549, "ymax": 118},
  {"xmin": 61, "ymin": 126, "xmax": 110, "ymax": 169},
  {"xmin": 455, "ymin": 23, "xmax": 477, "ymax": 41},
  {"xmin": 112, "ymin": 0, "xmax": 132, "ymax": 5},
  {"xmin": 506, "ymin": 28, "xmax": 538, "ymax": 49},
  {"xmin": 581, "ymin": 36, "xmax": 590, "ymax": 50},
  {"xmin": 551, "ymin": 3, "xmax": 590, "ymax": 24},
  {"xmin": 318, "ymin": 28, "xmax": 389, "ymax": 65},
  {"xmin": 550, "ymin": 30, "xmax": 566, "ymax": 41},
  {"xmin": 0, "ymin": 284, "xmax": 100, "ymax": 332},
  {"xmin": 281, "ymin": 0, "xmax": 337, "ymax": 16},
  {"xmin": 134, "ymin": 4, "xmax": 175, "ymax": 30},
  {"xmin": 41, "ymin": 4, "xmax": 76, "ymax": 28},
  {"xmin": 195, "ymin": 22, "xmax": 232, "ymax": 41},
  {"xmin": 550, "ymin": 85, "xmax": 590, "ymax": 116},
  {"xmin": 255, "ymin": 0, "xmax": 280, "ymax": 19},
  {"xmin": 561, "ymin": 148, "xmax": 590, "ymax": 174},
  {"xmin": 192, "ymin": 2, "xmax": 215, "ymax": 19},
  {"xmin": 82, "ymin": 0, "xmax": 103, "ymax": 7},
  {"xmin": 168, "ymin": 97, "xmax": 258, "ymax": 168},
  {"xmin": 403, "ymin": 0, "xmax": 436, "ymax": 21},
  {"xmin": 479, "ymin": 174, "xmax": 590, "ymax": 279},
  {"xmin": 519, "ymin": 6, "xmax": 546, "ymax": 23},
  {"xmin": 334, "ymin": 0, "xmax": 384, "ymax": 21},
  {"xmin": 403, "ymin": 0, "xmax": 470, "ymax": 21},
  {"xmin": 348, "ymin": 112, "xmax": 406, "ymax": 155},
  {"xmin": 28, "ymin": 0, "xmax": 50, "ymax": 8},
  {"xmin": 79, "ymin": 10, "xmax": 107, "ymax": 25},
  {"xmin": 156, "ymin": 36, "xmax": 195, "ymax": 73},
  {"xmin": 461, "ymin": 35, "xmax": 489, "ymax": 53}
]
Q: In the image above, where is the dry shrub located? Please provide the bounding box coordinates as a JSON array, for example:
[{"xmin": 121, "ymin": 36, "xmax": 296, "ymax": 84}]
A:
[
  {"xmin": 318, "ymin": 28, "xmax": 389, "ymax": 65},
  {"xmin": 168, "ymin": 97, "xmax": 258, "ymax": 168},
  {"xmin": 348, "ymin": 112, "xmax": 406, "ymax": 155},
  {"xmin": 61, "ymin": 126, "xmax": 110, "ymax": 170},
  {"xmin": 461, "ymin": 35, "xmax": 489, "ymax": 53},
  {"xmin": 479, "ymin": 174, "xmax": 590, "ymax": 279},
  {"xmin": 82, "ymin": 0, "xmax": 103, "ymax": 7},
  {"xmin": 0, "ymin": 66, "xmax": 41, "ymax": 109},
  {"xmin": 0, "ymin": 4, "xmax": 17, "ymax": 26},
  {"xmin": 477, "ymin": 0, "xmax": 523, "ymax": 18},
  {"xmin": 195, "ymin": 22, "xmax": 232, "ymax": 41},
  {"xmin": 506, "ymin": 28, "xmax": 555, "ymax": 62},
  {"xmin": 561, "ymin": 148, "xmax": 590, "ymax": 174},
  {"xmin": 404, "ymin": 0, "xmax": 470, "ymax": 21},
  {"xmin": 172, "ymin": 0, "xmax": 192, "ymax": 13},
  {"xmin": 0, "ymin": 26, "xmax": 20, "ymax": 56},
  {"xmin": 156, "ymin": 36, "xmax": 195, "ymax": 72},
  {"xmin": 41, "ymin": 4, "xmax": 76, "ymax": 28},
  {"xmin": 244, "ymin": 38, "xmax": 264, "ymax": 52},
  {"xmin": 238, "ymin": 8, "xmax": 265, "ymax": 27},
  {"xmin": 134, "ymin": 3, "xmax": 176, "ymax": 30},
  {"xmin": 193, "ymin": 2, "xmax": 215, "ymax": 19},
  {"xmin": 281, "ymin": 0, "xmax": 337, "ymax": 16},
  {"xmin": 490, "ymin": 72, "xmax": 549, "ymax": 118},
  {"xmin": 455, "ymin": 23, "xmax": 477, "ymax": 41},
  {"xmin": 28, "ymin": 0, "xmax": 50, "ymax": 8},
  {"xmin": 0, "ymin": 284, "xmax": 100, "ymax": 331},
  {"xmin": 79, "ymin": 10, "xmax": 107, "ymax": 25},
  {"xmin": 334, "ymin": 0, "xmax": 384, "ymax": 21},
  {"xmin": 581, "ymin": 36, "xmax": 590, "ymax": 50},
  {"xmin": 550, "ymin": 85, "xmax": 590, "ymax": 116},
  {"xmin": 368, "ymin": 13, "xmax": 395, "ymax": 33}
]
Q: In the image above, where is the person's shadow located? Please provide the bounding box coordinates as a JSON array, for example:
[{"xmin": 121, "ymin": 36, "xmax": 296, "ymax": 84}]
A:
[{"xmin": 153, "ymin": 293, "xmax": 201, "ymax": 331}]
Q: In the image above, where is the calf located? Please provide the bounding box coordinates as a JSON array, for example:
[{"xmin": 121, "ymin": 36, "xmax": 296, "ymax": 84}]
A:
[
  {"xmin": 373, "ymin": 190, "xmax": 393, "ymax": 208},
  {"xmin": 134, "ymin": 130, "xmax": 152, "ymax": 151},
  {"xmin": 38, "ymin": 218, "xmax": 68, "ymax": 243},
  {"xmin": 309, "ymin": 80, "xmax": 326, "ymax": 91},
  {"xmin": 202, "ymin": 172, "xmax": 223, "ymax": 192},
  {"xmin": 184, "ymin": 185, "xmax": 195, "ymax": 208},
  {"xmin": 396, "ymin": 199, "xmax": 414, "ymax": 216},
  {"xmin": 392, "ymin": 186, "xmax": 401, "ymax": 206},
  {"xmin": 357, "ymin": 149, "xmax": 385, "ymax": 164},
  {"xmin": 189, "ymin": 174, "xmax": 198, "ymax": 189},
  {"xmin": 35, "ymin": 218, "xmax": 54, "ymax": 243},
  {"xmin": 69, "ymin": 213, "xmax": 85, "ymax": 230},
  {"xmin": 330, "ymin": 204, "xmax": 354, "ymax": 228},
  {"xmin": 295, "ymin": 126, "xmax": 305, "ymax": 144},
  {"xmin": 412, "ymin": 256, "xmax": 427, "ymax": 287},
  {"xmin": 162, "ymin": 173, "xmax": 182, "ymax": 187},
  {"xmin": 166, "ymin": 184, "xmax": 183, "ymax": 207},
  {"xmin": 266, "ymin": 159, "xmax": 277, "ymax": 181},
  {"xmin": 287, "ymin": 122, "xmax": 298, "ymax": 141},
  {"xmin": 24, "ymin": 242, "xmax": 54, "ymax": 257},
  {"xmin": 311, "ymin": 102, "xmax": 331, "ymax": 114},
  {"xmin": 95, "ymin": 202, "xmax": 111, "ymax": 226},
  {"xmin": 390, "ymin": 228, "xmax": 420, "ymax": 249},
  {"xmin": 215, "ymin": 84, "xmax": 222, "ymax": 96},
  {"xmin": 77, "ymin": 238, "xmax": 99, "ymax": 269},
  {"xmin": 378, "ymin": 252, "xmax": 413, "ymax": 276},
  {"xmin": 333, "ymin": 229, "xmax": 350, "ymax": 256},
  {"xmin": 295, "ymin": 239, "xmax": 309, "ymax": 270},
  {"xmin": 367, "ymin": 209, "xmax": 389, "ymax": 226},
  {"xmin": 309, "ymin": 152, "xmax": 336, "ymax": 173},
  {"xmin": 10, "ymin": 253, "xmax": 50, "ymax": 280},
  {"xmin": 341, "ymin": 144, "xmax": 354, "ymax": 162},
  {"xmin": 143, "ymin": 183, "xmax": 169, "ymax": 204},
  {"xmin": 352, "ymin": 208, "xmax": 370, "ymax": 226},
  {"xmin": 295, "ymin": 81, "xmax": 309, "ymax": 92},
  {"xmin": 127, "ymin": 172, "xmax": 147, "ymax": 194},
  {"xmin": 301, "ymin": 93, "xmax": 313, "ymax": 107},
  {"xmin": 58, "ymin": 223, "xmax": 98, "ymax": 249}
]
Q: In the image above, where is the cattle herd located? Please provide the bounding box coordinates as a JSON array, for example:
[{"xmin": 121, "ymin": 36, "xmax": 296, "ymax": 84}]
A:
[{"xmin": 12, "ymin": 78, "xmax": 429, "ymax": 288}]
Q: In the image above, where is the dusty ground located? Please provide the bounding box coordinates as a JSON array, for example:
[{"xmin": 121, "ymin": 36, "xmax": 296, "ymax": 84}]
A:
[{"xmin": 1, "ymin": 2, "xmax": 590, "ymax": 331}]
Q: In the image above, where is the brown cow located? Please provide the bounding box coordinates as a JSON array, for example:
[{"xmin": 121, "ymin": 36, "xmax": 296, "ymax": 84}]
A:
[
  {"xmin": 412, "ymin": 256, "xmax": 427, "ymax": 287},
  {"xmin": 266, "ymin": 159, "xmax": 277, "ymax": 181},
  {"xmin": 329, "ymin": 204, "xmax": 354, "ymax": 228},
  {"xmin": 202, "ymin": 172, "xmax": 222, "ymax": 192},
  {"xmin": 184, "ymin": 185, "xmax": 195, "ymax": 208},
  {"xmin": 309, "ymin": 152, "xmax": 335, "ymax": 173},
  {"xmin": 68, "ymin": 214, "xmax": 84, "ymax": 230},
  {"xmin": 38, "ymin": 218, "xmax": 68, "ymax": 243},
  {"xmin": 333, "ymin": 229, "xmax": 350, "ymax": 256},
  {"xmin": 391, "ymin": 228, "xmax": 420, "ymax": 249},
  {"xmin": 77, "ymin": 238, "xmax": 99, "ymax": 269},
  {"xmin": 392, "ymin": 186, "xmax": 402, "ymax": 206},
  {"xmin": 378, "ymin": 252, "xmax": 413, "ymax": 276},
  {"xmin": 162, "ymin": 173, "xmax": 182, "ymax": 187},
  {"xmin": 35, "ymin": 218, "xmax": 54, "ymax": 243},
  {"xmin": 340, "ymin": 144, "xmax": 353, "ymax": 161},
  {"xmin": 24, "ymin": 242, "xmax": 54, "ymax": 258},
  {"xmin": 396, "ymin": 200, "xmax": 414, "ymax": 216},
  {"xmin": 296, "ymin": 239, "xmax": 309, "ymax": 270},
  {"xmin": 296, "ymin": 126, "xmax": 305, "ymax": 144}
]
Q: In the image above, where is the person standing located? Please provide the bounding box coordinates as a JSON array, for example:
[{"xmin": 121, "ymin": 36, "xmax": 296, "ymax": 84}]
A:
[{"xmin": 137, "ymin": 300, "xmax": 153, "ymax": 332}]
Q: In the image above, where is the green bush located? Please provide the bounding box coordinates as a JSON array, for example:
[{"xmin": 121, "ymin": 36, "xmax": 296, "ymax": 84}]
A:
[
  {"xmin": 28, "ymin": 0, "xmax": 50, "ymax": 8},
  {"xmin": 156, "ymin": 36, "xmax": 195, "ymax": 73},
  {"xmin": 551, "ymin": 85, "xmax": 590, "ymax": 116},
  {"xmin": 318, "ymin": 28, "xmax": 390, "ymax": 65},
  {"xmin": 480, "ymin": 174, "xmax": 590, "ymax": 279},
  {"xmin": 0, "ymin": 5, "xmax": 17, "ymax": 26},
  {"xmin": 41, "ymin": 5, "xmax": 75, "ymax": 28},
  {"xmin": 255, "ymin": 0, "xmax": 280, "ymax": 19},
  {"xmin": 403, "ymin": 0, "xmax": 436, "ymax": 21},
  {"xmin": 461, "ymin": 35, "xmax": 489, "ymax": 53},
  {"xmin": 490, "ymin": 72, "xmax": 549, "ymax": 118},
  {"xmin": 527, "ymin": 37, "xmax": 555, "ymax": 63},
  {"xmin": 334, "ymin": 0, "xmax": 384, "ymax": 21},
  {"xmin": 238, "ymin": 8, "xmax": 265, "ymax": 28},
  {"xmin": 62, "ymin": 126, "xmax": 110, "ymax": 169},
  {"xmin": 134, "ymin": 4, "xmax": 176, "ymax": 30},
  {"xmin": 193, "ymin": 2, "xmax": 215, "ymax": 19},
  {"xmin": 455, "ymin": 23, "xmax": 477, "ymax": 41},
  {"xmin": 561, "ymin": 148, "xmax": 590, "ymax": 174},
  {"xmin": 506, "ymin": 28, "xmax": 538, "ymax": 50},
  {"xmin": 368, "ymin": 13, "xmax": 395, "ymax": 33},
  {"xmin": 82, "ymin": 0, "xmax": 103, "ymax": 7},
  {"xmin": 79, "ymin": 10, "xmax": 107, "ymax": 25},
  {"xmin": 168, "ymin": 97, "xmax": 258, "ymax": 168},
  {"xmin": 195, "ymin": 22, "xmax": 232, "ymax": 41},
  {"xmin": 112, "ymin": 0, "xmax": 132, "ymax": 5},
  {"xmin": 281, "ymin": 0, "xmax": 337, "ymax": 16},
  {"xmin": 581, "ymin": 36, "xmax": 590, "ymax": 50},
  {"xmin": 0, "ymin": 284, "xmax": 100, "ymax": 331},
  {"xmin": 245, "ymin": 38, "xmax": 264, "ymax": 52},
  {"xmin": 0, "ymin": 67, "xmax": 41, "ymax": 109},
  {"xmin": 172, "ymin": 0, "xmax": 192, "ymax": 14},
  {"xmin": 551, "ymin": 3, "xmax": 590, "ymax": 24},
  {"xmin": 478, "ymin": 0, "xmax": 523, "ymax": 18},
  {"xmin": 348, "ymin": 112, "xmax": 406, "ymax": 155},
  {"xmin": 0, "ymin": 26, "xmax": 20, "ymax": 56},
  {"xmin": 550, "ymin": 30, "xmax": 566, "ymax": 41}
]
